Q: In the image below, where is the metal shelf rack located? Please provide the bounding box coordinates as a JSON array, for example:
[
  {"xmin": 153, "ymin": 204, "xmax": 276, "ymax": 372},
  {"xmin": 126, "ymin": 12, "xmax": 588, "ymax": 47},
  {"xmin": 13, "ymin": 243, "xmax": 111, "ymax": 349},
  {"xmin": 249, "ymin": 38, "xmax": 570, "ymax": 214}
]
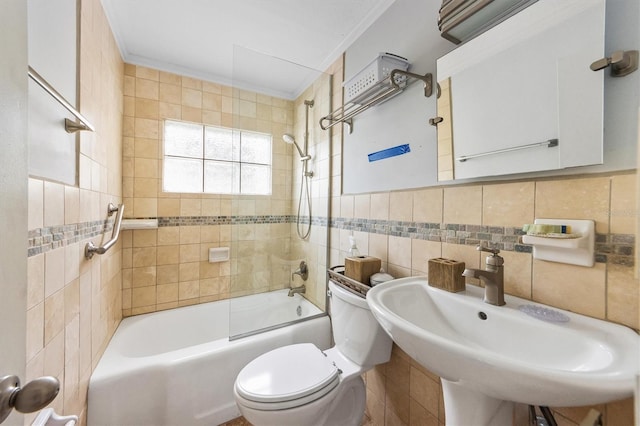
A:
[{"xmin": 320, "ymin": 69, "xmax": 433, "ymax": 134}]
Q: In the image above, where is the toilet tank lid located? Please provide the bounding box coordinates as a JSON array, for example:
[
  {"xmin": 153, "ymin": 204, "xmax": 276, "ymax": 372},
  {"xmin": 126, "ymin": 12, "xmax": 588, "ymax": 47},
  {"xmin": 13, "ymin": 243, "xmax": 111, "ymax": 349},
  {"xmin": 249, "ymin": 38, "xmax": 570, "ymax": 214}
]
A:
[
  {"xmin": 235, "ymin": 343, "xmax": 339, "ymax": 403},
  {"xmin": 329, "ymin": 280, "xmax": 369, "ymax": 309}
]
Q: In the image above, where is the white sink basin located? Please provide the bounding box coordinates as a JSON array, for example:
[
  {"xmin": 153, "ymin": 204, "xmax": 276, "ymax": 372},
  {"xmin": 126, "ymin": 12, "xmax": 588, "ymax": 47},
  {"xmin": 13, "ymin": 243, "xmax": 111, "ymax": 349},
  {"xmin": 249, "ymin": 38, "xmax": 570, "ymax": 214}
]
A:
[{"xmin": 366, "ymin": 277, "xmax": 639, "ymax": 425}]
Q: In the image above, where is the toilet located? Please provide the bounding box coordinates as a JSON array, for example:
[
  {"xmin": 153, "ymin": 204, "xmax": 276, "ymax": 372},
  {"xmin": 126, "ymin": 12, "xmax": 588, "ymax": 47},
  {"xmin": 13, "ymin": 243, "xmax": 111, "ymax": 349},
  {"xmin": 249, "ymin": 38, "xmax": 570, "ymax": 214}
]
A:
[{"xmin": 233, "ymin": 280, "xmax": 393, "ymax": 426}]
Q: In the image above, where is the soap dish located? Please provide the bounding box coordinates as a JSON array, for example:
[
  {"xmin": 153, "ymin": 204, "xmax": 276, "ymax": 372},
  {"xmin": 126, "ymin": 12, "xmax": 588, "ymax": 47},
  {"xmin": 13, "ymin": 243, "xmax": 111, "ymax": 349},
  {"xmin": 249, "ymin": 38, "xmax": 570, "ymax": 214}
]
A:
[
  {"xmin": 521, "ymin": 219, "xmax": 595, "ymax": 267},
  {"xmin": 518, "ymin": 304, "xmax": 570, "ymax": 323}
]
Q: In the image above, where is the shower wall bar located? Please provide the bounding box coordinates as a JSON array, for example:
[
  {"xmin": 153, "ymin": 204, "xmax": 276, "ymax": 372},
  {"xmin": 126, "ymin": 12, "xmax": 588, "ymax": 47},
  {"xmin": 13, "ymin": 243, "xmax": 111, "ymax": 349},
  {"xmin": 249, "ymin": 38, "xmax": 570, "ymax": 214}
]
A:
[{"xmin": 27, "ymin": 66, "xmax": 95, "ymax": 133}]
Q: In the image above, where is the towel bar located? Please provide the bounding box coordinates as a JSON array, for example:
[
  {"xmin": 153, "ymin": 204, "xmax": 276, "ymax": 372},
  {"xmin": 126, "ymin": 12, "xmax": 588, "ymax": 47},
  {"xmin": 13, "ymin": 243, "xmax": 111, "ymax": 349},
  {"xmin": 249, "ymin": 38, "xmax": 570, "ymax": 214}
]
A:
[
  {"xmin": 456, "ymin": 139, "xmax": 558, "ymax": 162},
  {"xmin": 28, "ymin": 66, "xmax": 95, "ymax": 133}
]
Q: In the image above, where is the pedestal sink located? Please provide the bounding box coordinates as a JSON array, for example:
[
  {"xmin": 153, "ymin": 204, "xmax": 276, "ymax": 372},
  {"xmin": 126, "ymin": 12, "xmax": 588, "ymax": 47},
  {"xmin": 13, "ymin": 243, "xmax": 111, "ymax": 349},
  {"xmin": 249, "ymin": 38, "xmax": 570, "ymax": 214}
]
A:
[{"xmin": 366, "ymin": 277, "xmax": 639, "ymax": 426}]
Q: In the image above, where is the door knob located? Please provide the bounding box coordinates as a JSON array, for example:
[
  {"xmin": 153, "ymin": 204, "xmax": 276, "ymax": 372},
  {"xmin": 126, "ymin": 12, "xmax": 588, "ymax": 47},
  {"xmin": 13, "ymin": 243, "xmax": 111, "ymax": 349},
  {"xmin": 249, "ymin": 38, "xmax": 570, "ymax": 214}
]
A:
[{"xmin": 0, "ymin": 375, "xmax": 59, "ymax": 423}]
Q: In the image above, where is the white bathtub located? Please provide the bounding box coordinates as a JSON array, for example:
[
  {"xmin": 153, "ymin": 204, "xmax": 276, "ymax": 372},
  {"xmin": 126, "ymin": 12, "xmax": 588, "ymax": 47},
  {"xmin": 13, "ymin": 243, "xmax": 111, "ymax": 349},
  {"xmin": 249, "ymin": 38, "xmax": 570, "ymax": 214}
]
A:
[{"xmin": 88, "ymin": 290, "xmax": 330, "ymax": 426}]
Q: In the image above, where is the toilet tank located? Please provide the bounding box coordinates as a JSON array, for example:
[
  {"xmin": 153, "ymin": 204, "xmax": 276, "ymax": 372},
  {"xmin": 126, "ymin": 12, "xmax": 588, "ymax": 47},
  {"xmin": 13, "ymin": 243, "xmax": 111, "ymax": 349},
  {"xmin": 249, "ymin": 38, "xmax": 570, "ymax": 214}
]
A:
[{"xmin": 328, "ymin": 280, "xmax": 392, "ymax": 367}]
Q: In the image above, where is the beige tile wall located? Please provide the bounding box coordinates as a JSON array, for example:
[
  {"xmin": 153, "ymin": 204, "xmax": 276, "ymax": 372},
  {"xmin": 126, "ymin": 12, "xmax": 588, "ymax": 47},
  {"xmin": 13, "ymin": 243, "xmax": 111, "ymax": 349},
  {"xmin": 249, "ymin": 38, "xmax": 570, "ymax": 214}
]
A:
[
  {"xmin": 122, "ymin": 63, "xmax": 306, "ymax": 315},
  {"xmin": 25, "ymin": 0, "xmax": 124, "ymax": 424},
  {"xmin": 329, "ymin": 174, "xmax": 638, "ymax": 425},
  {"xmin": 289, "ymin": 59, "xmax": 342, "ymax": 310},
  {"xmin": 122, "ymin": 63, "xmax": 294, "ymax": 218}
]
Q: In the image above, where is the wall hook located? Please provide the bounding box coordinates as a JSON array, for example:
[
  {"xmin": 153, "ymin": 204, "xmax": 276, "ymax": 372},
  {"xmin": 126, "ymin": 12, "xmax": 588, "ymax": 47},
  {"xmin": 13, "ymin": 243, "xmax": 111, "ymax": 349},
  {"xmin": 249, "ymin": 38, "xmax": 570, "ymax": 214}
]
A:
[{"xmin": 590, "ymin": 50, "xmax": 638, "ymax": 77}]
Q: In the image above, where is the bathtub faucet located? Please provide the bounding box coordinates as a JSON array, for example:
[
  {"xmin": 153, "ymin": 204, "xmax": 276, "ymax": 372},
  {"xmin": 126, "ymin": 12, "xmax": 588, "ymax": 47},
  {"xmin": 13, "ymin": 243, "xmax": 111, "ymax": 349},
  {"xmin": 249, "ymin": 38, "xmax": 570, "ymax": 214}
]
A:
[
  {"xmin": 288, "ymin": 284, "xmax": 306, "ymax": 297},
  {"xmin": 292, "ymin": 260, "xmax": 309, "ymax": 281}
]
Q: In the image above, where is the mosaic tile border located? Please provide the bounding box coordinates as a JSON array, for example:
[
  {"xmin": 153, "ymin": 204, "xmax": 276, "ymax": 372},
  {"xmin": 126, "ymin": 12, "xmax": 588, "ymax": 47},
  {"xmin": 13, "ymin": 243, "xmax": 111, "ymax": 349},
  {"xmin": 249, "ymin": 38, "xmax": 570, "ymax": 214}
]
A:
[
  {"xmin": 331, "ymin": 217, "xmax": 635, "ymax": 266},
  {"xmin": 28, "ymin": 219, "xmax": 115, "ymax": 257},
  {"xmin": 331, "ymin": 217, "xmax": 526, "ymax": 249},
  {"xmin": 158, "ymin": 215, "xmax": 296, "ymax": 226},
  {"xmin": 157, "ymin": 215, "xmax": 330, "ymax": 227},
  {"xmin": 27, "ymin": 214, "xmax": 635, "ymax": 266}
]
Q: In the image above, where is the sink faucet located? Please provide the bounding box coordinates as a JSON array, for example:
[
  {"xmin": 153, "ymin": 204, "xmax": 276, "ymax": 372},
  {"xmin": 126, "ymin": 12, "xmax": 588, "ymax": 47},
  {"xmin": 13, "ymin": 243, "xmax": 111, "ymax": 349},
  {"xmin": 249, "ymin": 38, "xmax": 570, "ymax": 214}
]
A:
[{"xmin": 462, "ymin": 246, "xmax": 505, "ymax": 306}]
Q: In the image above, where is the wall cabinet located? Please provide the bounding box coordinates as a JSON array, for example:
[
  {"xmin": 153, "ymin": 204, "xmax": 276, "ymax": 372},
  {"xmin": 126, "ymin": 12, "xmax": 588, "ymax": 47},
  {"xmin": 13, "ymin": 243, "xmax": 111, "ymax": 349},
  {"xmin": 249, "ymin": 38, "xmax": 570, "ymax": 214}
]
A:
[{"xmin": 435, "ymin": 0, "xmax": 605, "ymax": 180}]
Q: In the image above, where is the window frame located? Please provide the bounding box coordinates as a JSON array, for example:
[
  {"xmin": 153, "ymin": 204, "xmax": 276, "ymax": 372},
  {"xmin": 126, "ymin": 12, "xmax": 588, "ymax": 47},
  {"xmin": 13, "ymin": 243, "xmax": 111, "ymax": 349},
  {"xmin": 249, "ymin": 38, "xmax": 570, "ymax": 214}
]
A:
[{"xmin": 162, "ymin": 119, "xmax": 273, "ymax": 196}]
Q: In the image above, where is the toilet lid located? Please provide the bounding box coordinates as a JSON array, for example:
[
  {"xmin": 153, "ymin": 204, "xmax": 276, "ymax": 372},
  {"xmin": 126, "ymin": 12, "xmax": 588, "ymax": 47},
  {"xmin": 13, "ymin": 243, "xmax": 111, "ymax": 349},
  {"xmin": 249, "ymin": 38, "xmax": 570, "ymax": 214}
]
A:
[{"xmin": 235, "ymin": 343, "xmax": 340, "ymax": 406}]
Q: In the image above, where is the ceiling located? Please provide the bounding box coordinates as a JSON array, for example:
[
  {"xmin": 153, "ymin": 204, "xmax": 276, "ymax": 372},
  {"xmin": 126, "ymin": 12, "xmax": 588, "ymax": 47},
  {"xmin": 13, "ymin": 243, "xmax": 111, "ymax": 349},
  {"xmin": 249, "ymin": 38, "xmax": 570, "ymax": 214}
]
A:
[{"xmin": 101, "ymin": 0, "xmax": 396, "ymax": 99}]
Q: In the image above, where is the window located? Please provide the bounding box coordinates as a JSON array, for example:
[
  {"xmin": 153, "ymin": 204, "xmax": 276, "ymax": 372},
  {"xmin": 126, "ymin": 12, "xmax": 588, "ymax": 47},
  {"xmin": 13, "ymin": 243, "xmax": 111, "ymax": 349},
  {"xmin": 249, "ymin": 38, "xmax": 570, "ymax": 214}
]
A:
[{"xmin": 163, "ymin": 120, "xmax": 272, "ymax": 195}]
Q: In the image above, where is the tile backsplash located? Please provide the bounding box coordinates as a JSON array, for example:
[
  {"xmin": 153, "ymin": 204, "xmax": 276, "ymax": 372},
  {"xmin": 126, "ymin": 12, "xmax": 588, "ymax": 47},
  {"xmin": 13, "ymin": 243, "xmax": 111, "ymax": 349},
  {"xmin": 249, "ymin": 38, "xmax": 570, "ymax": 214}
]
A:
[
  {"xmin": 331, "ymin": 175, "xmax": 638, "ymax": 426},
  {"xmin": 331, "ymin": 176, "xmax": 638, "ymax": 329}
]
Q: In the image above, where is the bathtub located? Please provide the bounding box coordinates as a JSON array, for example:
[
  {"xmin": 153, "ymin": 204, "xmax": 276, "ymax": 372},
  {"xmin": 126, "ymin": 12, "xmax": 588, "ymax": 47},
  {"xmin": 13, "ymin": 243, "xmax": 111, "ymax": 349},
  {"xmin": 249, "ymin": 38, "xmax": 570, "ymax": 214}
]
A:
[{"xmin": 88, "ymin": 290, "xmax": 330, "ymax": 426}]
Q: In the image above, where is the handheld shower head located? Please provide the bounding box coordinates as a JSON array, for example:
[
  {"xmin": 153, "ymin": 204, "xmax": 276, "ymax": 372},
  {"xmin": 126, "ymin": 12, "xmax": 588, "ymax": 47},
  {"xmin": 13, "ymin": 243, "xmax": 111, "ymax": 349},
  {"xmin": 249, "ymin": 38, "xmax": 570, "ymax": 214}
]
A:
[
  {"xmin": 282, "ymin": 133, "xmax": 310, "ymax": 160},
  {"xmin": 282, "ymin": 133, "xmax": 296, "ymax": 145}
]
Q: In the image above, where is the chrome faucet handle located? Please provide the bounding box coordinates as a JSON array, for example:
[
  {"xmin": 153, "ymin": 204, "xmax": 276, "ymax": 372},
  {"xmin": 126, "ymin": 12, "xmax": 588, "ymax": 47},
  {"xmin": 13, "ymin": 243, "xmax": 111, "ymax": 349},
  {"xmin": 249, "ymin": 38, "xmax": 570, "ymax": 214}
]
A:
[
  {"xmin": 292, "ymin": 261, "xmax": 309, "ymax": 281},
  {"xmin": 477, "ymin": 245, "xmax": 504, "ymax": 266},
  {"xmin": 477, "ymin": 245, "xmax": 500, "ymax": 256}
]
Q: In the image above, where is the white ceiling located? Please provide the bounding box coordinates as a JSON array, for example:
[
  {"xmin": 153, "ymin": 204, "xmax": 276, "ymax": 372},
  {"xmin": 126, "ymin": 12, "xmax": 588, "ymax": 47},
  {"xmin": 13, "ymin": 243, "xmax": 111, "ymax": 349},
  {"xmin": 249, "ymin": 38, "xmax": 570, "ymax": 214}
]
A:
[{"xmin": 101, "ymin": 0, "xmax": 396, "ymax": 99}]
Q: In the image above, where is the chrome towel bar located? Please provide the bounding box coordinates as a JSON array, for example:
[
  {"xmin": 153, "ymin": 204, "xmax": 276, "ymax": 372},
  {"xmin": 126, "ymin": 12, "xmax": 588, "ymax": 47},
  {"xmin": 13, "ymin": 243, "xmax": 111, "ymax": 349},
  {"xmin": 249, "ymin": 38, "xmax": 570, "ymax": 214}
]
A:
[
  {"xmin": 28, "ymin": 66, "xmax": 95, "ymax": 133},
  {"xmin": 85, "ymin": 203, "xmax": 124, "ymax": 259},
  {"xmin": 456, "ymin": 139, "xmax": 558, "ymax": 162}
]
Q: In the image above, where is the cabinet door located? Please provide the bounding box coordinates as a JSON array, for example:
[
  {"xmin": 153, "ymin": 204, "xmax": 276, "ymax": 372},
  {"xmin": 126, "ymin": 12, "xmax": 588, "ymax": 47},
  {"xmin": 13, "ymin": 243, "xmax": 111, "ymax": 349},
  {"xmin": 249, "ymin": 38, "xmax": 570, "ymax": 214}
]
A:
[{"xmin": 437, "ymin": 0, "xmax": 604, "ymax": 180}]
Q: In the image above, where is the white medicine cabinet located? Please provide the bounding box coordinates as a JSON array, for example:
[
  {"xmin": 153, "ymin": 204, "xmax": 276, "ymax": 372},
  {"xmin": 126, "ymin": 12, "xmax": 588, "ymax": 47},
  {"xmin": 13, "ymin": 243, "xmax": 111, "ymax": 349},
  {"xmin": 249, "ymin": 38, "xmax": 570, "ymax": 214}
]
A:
[{"xmin": 435, "ymin": 0, "xmax": 606, "ymax": 181}]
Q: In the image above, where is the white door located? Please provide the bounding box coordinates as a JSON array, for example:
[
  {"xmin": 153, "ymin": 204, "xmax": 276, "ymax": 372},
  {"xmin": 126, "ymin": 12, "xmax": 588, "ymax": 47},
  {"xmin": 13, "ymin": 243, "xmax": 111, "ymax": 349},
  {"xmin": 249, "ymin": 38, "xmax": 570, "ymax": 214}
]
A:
[{"xmin": 0, "ymin": 1, "xmax": 29, "ymax": 425}]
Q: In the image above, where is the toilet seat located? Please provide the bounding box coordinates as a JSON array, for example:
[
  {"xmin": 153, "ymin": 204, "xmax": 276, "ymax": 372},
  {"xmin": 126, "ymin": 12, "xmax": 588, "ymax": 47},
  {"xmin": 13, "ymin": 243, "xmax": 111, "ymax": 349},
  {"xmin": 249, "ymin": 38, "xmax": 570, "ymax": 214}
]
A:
[{"xmin": 235, "ymin": 343, "xmax": 341, "ymax": 411}]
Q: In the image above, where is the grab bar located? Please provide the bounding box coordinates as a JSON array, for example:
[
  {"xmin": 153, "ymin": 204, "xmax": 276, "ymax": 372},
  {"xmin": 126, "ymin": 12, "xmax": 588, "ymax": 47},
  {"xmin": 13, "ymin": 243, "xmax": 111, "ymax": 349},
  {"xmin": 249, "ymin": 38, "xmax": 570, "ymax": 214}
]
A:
[
  {"xmin": 28, "ymin": 66, "xmax": 95, "ymax": 133},
  {"xmin": 456, "ymin": 139, "xmax": 558, "ymax": 162},
  {"xmin": 85, "ymin": 203, "xmax": 124, "ymax": 259}
]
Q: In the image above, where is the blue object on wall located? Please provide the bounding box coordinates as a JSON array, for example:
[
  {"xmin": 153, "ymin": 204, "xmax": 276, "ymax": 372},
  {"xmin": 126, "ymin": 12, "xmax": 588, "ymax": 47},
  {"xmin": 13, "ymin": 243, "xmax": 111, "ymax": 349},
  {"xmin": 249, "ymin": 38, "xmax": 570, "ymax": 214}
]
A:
[{"xmin": 368, "ymin": 144, "xmax": 411, "ymax": 162}]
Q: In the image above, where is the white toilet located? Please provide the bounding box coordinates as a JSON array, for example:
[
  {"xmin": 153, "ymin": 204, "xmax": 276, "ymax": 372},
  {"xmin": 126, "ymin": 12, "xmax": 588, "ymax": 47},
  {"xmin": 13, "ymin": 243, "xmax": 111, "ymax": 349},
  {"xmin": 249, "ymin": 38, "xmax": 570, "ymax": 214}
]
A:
[{"xmin": 233, "ymin": 280, "xmax": 393, "ymax": 426}]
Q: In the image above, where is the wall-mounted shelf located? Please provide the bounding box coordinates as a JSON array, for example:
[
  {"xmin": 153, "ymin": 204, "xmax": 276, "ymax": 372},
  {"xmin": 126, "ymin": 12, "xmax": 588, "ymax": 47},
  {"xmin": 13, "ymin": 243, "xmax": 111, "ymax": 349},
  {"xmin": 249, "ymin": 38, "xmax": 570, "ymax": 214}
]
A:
[
  {"xmin": 121, "ymin": 219, "xmax": 158, "ymax": 230},
  {"xmin": 208, "ymin": 247, "xmax": 230, "ymax": 263},
  {"xmin": 320, "ymin": 70, "xmax": 433, "ymax": 134},
  {"xmin": 522, "ymin": 219, "xmax": 595, "ymax": 267}
]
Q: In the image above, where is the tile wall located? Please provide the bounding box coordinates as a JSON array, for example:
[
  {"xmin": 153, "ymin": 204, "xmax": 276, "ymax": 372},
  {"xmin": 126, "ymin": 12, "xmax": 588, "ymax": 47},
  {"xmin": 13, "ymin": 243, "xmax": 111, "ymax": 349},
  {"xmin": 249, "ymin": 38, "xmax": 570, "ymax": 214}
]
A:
[
  {"xmin": 121, "ymin": 64, "xmax": 304, "ymax": 315},
  {"xmin": 25, "ymin": 0, "xmax": 124, "ymax": 424},
  {"xmin": 329, "ymin": 174, "xmax": 637, "ymax": 425},
  {"xmin": 331, "ymin": 175, "xmax": 638, "ymax": 328},
  {"xmin": 289, "ymin": 60, "xmax": 342, "ymax": 310}
]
